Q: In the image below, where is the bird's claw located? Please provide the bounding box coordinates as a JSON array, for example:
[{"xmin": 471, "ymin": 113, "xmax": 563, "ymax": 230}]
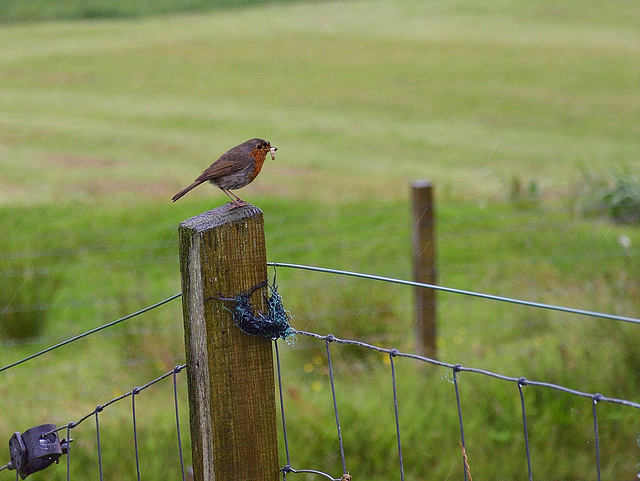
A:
[{"xmin": 228, "ymin": 199, "xmax": 249, "ymax": 210}]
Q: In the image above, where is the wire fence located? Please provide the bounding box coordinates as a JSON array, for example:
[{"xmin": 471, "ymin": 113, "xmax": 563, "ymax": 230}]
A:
[
  {"xmin": 0, "ymin": 362, "xmax": 188, "ymax": 480},
  {"xmin": 274, "ymin": 331, "xmax": 640, "ymax": 481},
  {"xmin": 1, "ymin": 263, "xmax": 639, "ymax": 479}
]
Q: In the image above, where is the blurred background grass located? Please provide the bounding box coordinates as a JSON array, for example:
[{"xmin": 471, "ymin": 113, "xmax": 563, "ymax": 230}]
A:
[
  {"xmin": 0, "ymin": 0, "xmax": 639, "ymax": 479},
  {"xmin": 0, "ymin": 0, "xmax": 305, "ymax": 22}
]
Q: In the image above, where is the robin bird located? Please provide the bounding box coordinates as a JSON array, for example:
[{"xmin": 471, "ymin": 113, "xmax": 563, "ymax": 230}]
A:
[{"xmin": 172, "ymin": 138, "xmax": 276, "ymax": 206}]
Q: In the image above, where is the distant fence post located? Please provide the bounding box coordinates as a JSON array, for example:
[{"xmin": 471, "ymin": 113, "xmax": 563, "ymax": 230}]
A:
[
  {"xmin": 411, "ymin": 180, "xmax": 438, "ymax": 358},
  {"xmin": 178, "ymin": 204, "xmax": 279, "ymax": 481}
]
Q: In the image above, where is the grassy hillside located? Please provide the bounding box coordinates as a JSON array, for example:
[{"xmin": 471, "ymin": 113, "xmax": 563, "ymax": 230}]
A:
[
  {"xmin": 0, "ymin": 0, "xmax": 638, "ymax": 205},
  {"xmin": 0, "ymin": 0, "xmax": 639, "ymax": 479}
]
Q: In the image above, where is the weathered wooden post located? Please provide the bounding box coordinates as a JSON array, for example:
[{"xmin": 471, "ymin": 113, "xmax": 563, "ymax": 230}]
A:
[
  {"xmin": 411, "ymin": 180, "xmax": 437, "ymax": 358},
  {"xmin": 178, "ymin": 204, "xmax": 279, "ymax": 481}
]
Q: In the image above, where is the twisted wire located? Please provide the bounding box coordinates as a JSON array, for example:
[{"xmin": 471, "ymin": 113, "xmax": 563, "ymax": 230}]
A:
[
  {"xmin": 517, "ymin": 380, "xmax": 533, "ymax": 481},
  {"xmin": 325, "ymin": 336, "xmax": 347, "ymax": 475}
]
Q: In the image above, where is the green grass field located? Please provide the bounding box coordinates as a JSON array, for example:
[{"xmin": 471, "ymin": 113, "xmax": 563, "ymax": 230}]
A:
[{"xmin": 1, "ymin": 0, "xmax": 639, "ymax": 479}]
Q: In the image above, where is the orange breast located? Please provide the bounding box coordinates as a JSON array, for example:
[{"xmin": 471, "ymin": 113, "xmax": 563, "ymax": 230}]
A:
[{"xmin": 249, "ymin": 149, "xmax": 267, "ymax": 181}]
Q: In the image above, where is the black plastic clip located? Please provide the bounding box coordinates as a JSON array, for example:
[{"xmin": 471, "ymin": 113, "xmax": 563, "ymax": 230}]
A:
[{"xmin": 6, "ymin": 424, "xmax": 72, "ymax": 479}]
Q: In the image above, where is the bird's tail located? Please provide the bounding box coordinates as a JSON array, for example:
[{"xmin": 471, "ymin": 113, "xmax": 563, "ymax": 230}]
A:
[{"xmin": 172, "ymin": 180, "xmax": 205, "ymax": 202}]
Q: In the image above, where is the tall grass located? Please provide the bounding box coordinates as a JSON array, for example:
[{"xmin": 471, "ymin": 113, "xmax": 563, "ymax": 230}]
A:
[
  {"xmin": 0, "ymin": 250, "xmax": 63, "ymax": 341},
  {"xmin": 579, "ymin": 165, "xmax": 640, "ymax": 224}
]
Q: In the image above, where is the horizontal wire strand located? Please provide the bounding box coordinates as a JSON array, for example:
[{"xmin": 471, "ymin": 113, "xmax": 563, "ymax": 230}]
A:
[
  {"xmin": 268, "ymin": 262, "xmax": 640, "ymax": 325},
  {"xmin": 0, "ymin": 293, "xmax": 182, "ymax": 373},
  {"xmin": 296, "ymin": 330, "xmax": 640, "ymax": 409}
]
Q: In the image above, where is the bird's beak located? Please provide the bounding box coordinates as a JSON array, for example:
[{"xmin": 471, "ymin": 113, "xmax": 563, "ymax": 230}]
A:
[{"xmin": 269, "ymin": 146, "xmax": 277, "ymax": 160}]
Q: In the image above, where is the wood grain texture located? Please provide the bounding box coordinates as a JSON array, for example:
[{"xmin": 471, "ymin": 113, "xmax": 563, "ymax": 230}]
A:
[
  {"xmin": 412, "ymin": 180, "xmax": 438, "ymax": 358},
  {"xmin": 178, "ymin": 203, "xmax": 279, "ymax": 481}
]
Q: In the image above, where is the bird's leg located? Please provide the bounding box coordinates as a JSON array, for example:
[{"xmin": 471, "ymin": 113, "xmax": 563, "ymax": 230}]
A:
[{"xmin": 221, "ymin": 188, "xmax": 248, "ymax": 208}]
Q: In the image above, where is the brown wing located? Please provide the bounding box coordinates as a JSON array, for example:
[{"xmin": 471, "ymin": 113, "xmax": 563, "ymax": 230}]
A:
[
  {"xmin": 172, "ymin": 140, "xmax": 259, "ymax": 201},
  {"xmin": 198, "ymin": 153, "xmax": 251, "ymax": 182},
  {"xmin": 172, "ymin": 154, "xmax": 244, "ymax": 202}
]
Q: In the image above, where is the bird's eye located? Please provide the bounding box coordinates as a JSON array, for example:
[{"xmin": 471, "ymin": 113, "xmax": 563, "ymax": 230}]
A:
[{"xmin": 256, "ymin": 143, "xmax": 263, "ymax": 149}]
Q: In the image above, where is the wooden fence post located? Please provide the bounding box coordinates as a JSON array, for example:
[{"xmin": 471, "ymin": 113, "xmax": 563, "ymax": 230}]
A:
[
  {"xmin": 178, "ymin": 204, "xmax": 279, "ymax": 481},
  {"xmin": 411, "ymin": 180, "xmax": 437, "ymax": 358}
]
